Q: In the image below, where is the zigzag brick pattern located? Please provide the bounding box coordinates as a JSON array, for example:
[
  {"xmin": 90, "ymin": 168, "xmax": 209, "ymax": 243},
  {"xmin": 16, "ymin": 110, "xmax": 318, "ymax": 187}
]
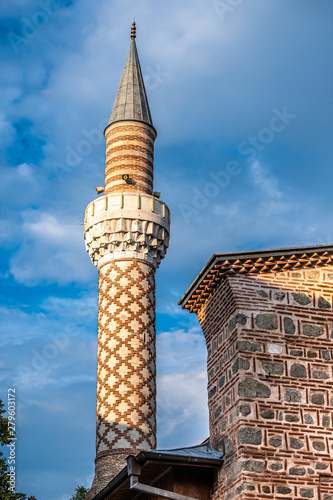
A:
[{"xmin": 96, "ymin": 259, "xmax": 156, "ymax": 456}]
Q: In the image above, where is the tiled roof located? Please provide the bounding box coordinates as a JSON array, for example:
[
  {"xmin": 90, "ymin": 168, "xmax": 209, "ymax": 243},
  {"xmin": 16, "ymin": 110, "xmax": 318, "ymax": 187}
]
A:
[{"xmin": 179, "ymin": 244, "xmax": 333, "ymax": 313}]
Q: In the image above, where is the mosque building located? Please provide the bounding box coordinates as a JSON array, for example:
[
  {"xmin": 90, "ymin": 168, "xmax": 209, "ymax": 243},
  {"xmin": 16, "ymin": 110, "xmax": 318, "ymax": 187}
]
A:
[{"xmin": 83, "ymin": 23, "xmax": 333, "ymax": 500}]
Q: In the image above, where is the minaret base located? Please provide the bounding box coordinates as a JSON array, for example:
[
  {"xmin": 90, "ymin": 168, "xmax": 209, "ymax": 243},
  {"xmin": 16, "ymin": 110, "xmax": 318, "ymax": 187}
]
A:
[{"xmin": 86, "ymin": 449, "xmax": 136, "ymax": 499}]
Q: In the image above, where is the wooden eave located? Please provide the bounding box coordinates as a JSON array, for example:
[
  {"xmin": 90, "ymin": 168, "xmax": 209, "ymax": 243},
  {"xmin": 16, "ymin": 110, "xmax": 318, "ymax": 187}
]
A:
[{"xmin": 178, "ymin": 244, "xmax": 333, "ymax": 314}]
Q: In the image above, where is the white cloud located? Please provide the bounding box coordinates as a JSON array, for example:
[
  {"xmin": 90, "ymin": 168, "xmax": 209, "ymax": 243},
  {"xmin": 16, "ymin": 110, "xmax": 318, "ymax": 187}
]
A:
[
  {"xmin": 156, "ymin": 328, "xmax": 209, "ymax": 447},
  {"xmin": 40, "ymin": 294, "xmax": 97, "ymax": 318},
  {"xmin": 157, "ymin": 370, "xmax": 208, "ymax": 448},
  {"xmin": 0, "ymin": 292, "xmax": 97, "ymax": 394},
  {"xmin": 250, "ymin": 160, "xmax": 282, "ymax": 200},
  {"xmin": 1, "ymin": 2, "xmax": 332, "ymax": 499},
  {"xmin": 17, "ymin": 162, "xmax": 35, "ymax": 180},
  {"xmin": 22, "ymin": 211, "xmax": 79, "ymax": 242},
  {"xmin": 9, "ymin": 210, "xmax": 94, "ymax": 285}
]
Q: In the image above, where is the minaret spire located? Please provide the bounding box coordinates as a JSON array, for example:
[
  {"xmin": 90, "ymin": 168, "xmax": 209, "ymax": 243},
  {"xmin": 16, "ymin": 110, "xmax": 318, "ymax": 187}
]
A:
[
  {"xmin": 85, "ymin": 25, "xmax": 170, "ymax": 499},
  {"xmin": 108, "ymin": 22, "xmax": 153, "ymax": 130}
]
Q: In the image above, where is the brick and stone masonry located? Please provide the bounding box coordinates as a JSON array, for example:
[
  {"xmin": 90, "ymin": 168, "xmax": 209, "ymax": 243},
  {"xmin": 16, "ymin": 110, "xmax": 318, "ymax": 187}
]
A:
[
  {"xmin": 180, "ymin": 247, "xmax": 333, "ymax": 500},
  {"xmin": 84, "ymin": 24, "xmax": 170, "ymax": 498}
]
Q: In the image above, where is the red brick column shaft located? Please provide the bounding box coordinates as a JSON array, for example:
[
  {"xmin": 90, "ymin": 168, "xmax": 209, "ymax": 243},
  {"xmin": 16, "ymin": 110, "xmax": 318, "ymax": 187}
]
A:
[{"xmin": 88, "ymin": 259, "xmax": 156, "ymax": 495}]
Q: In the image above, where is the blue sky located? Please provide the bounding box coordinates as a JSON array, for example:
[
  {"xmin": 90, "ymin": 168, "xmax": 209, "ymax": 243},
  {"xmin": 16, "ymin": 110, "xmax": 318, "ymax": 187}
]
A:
[{"xmin": 1, "ymin": 1, "xmax": 332, "ymax": 498}]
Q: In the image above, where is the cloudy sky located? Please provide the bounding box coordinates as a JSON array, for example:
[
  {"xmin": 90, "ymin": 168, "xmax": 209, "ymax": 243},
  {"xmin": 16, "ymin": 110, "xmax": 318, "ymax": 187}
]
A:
[{"xmin": 1, "ymin": 1, "xmax": 332, "ymax": 498}]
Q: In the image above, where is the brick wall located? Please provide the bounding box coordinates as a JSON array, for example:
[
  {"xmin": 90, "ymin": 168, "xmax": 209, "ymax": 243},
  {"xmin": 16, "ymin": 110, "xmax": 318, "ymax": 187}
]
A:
[
  {"xmin": 197, "ymin": 267, "xmax": 333, "ymax": 500},
  {"xmin": 104, "ymin": 121, "xmax": 156, "ymax": 195}
]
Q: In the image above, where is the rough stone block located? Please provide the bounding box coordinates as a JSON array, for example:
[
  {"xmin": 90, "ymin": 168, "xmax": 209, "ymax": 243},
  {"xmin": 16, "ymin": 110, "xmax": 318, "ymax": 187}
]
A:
[
  {"xmin": 260, "ymin": 409, "xmax": 274, "ymax": 419},
  {"xmin": 237, "ymin": 427, "xmax": 262, "ymax": 445},
  {"xmin": 220, "ymin": 419, "xmax": 227, "ymax": 432},
  {"xmin": 262, "ymin": 486, "xmax": 271, "ymax": 493},
  {"xmin": 311, "ymin": 393, "xmax": 324, "ymax": 405},
  {"xmin": 292, "ymin": 292, "xmax": 311, "ymax": 305},
  {"xmin": 238, "ymin": 379, "xmax": 271, "ymax": 398},
  {"xmin": 262, "ymin": 361, "xmax": 284, "ymax": 375},
  {"xmin": 236, "ymin": 340, "xmax": 262, "ymax": 352},
  {"xmin": 285, "ymin": 388, "xmax": 301, "ymax": 402},
  {"xmin": 208, "ymin": 385, "xmax": 217, "ymax": 399},
  {"xmin": 290, "ymin": 363, "xmax": 307, "ymax": 378},
  {"xmin": 322, "ymin": 415, "xmax": 330, "ymax": 427},
  {"xmin": 300, "ymin": 489, "xmax": 314, "ymax": 498},
  {"xmin": 313, "ymin": 370, "xmax": 329, "ymax": 379},
  {"xmin": 315, "ymin": 462, "xmax": 328, "ymax": 470},
  {"xmin": 224, "ymin": 438, "xmax": 234, "ymax": 457},
  {"xmin": 290, "ymin": 437, "xmax": 304, "ymax": 449},
  {"xmin": 238, "ymin": 405, "xmax": 251, "ymax": 416},
  {"xmin": 214, "ymin": 405, "xmax": 222, "ymax": 419},
  {"xmin": 269, "ymin": 462, "xmax": 283, "ymax": 471},
  {"xmin": 255, "ymin": 313, "xmax": 278, "ymax": 330},
  {"xmin": 269, "ymin": 435, "xmax": 282, "ymax": 447},
  {"xmin": 312, "ymin": 441, "xmax": 325, "ymax": 451},
  {"xmin": 219, "ymin": 375, "xmax": 225, "ymax": 388},
  {"xmin": 306, "ymin": 270, "xmax": 320, "ymax": 280},
  {"xmin": 318, "ymin": 296, "xmax": 331, "ymax": 308},
  {"xmin": 274, "ymin": 291, "xmax": 286, "ymax": 301},
  {"xmin": 303, "ymin": 324, "xmax": 324, "ymax": 337},
  {"xmin": 267, "ymin": 343, "xmax": 283, "ymax": 354},
  {"xmin": 232, "ymin": 357, "xmax": 250, "ymax": 374},
  {"xmin": 276, "ymin": 486, "xmax": 292, "ymax": 495},
  {"xmin": 289, "ymin": 467, "xmax": 305, "ymax": 476},
  {"xmin": 241, "ymin": 460, "xmax": 264, "ymax": 473},
  {"xmin": 229, "ymin": 313, "xmax": 247, "ymax": 331},
  {"xmin": 285, "ymin": 414, "xmax": 299, "ymax": 422},
  {"xmin": 284, "ymin": 316, "xmax": 296, "ymax": 334},
  {"xmin": 256, "ymin": 290, "xmax": 268, "ymax": 298},
  {"xmin": 304, "ymin": 414, "xmax": 314, "ymax": 424},
  {"xmin": 290, "ymin": 349, "xmax": 303, "ymax": 357}
]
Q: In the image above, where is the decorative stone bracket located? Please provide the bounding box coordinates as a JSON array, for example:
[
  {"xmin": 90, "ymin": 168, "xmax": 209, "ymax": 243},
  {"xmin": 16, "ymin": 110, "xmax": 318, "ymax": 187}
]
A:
[{"xmin": 84, "ymin": 193, "xmax": 170, "ymax": 268}]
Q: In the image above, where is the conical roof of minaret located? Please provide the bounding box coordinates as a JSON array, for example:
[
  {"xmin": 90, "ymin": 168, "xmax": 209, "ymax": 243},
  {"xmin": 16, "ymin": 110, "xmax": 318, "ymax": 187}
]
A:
[{"xmin": 108, "ymin": 22, "xmax": 153, "ymax": 129}]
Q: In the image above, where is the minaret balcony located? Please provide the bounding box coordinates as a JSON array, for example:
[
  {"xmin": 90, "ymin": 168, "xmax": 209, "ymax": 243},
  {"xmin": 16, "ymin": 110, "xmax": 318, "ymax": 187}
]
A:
[{"xmin": 84, "ymin": 192, "xmax": 170, "ymax": 269}]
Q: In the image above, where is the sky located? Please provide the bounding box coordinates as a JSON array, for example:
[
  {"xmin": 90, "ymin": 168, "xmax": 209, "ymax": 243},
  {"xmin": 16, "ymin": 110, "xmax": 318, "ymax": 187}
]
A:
[{"xmin": 0, "ymin": 0, "xmax": 332, "ymax": 498}]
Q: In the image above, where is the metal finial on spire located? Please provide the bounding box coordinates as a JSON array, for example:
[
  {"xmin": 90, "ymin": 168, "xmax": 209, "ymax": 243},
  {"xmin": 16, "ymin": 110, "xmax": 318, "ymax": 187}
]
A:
[
  {"xmin": 131, "ymin": 21, "xmax": 136, "ymax": 39},
  {"xmin": 109, "ymin": 21, "xmax": 153, "ymax": 128}
]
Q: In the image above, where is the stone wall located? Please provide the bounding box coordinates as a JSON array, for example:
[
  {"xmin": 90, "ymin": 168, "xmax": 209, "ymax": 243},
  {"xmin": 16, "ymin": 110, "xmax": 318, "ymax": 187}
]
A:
[{"xmin": 197, "ymin": 267, "xmax": 333, "ymax": 500}]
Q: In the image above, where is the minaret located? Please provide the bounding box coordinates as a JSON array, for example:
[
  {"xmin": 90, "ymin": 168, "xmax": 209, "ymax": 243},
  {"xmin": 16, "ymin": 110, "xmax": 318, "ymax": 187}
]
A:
[{"xmin": 84, "ymin": 23, "xmax": 170, "ymax": 497}]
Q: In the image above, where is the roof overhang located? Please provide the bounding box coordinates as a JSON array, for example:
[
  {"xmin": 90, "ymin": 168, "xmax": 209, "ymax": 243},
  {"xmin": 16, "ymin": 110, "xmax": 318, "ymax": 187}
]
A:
[
  {"xmin": 179, "ymin": 244, "xmax": 333, "ymax": 314},
  {"xmin": 93, "ymin": 442, "xmax": 223, "ymax": 500}
]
